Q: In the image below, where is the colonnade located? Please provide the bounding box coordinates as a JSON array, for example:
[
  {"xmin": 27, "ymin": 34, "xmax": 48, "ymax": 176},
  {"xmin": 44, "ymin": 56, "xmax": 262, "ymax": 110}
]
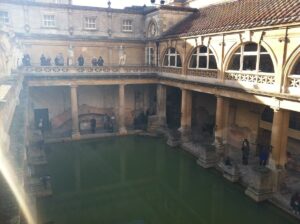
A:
[
  {"xmin": 69, "ymin": 83, "xmax": 290, "ymax": 168},
  {"xmin": 69, "ymin": 84, "xmax": 127, "ymax": 139}
]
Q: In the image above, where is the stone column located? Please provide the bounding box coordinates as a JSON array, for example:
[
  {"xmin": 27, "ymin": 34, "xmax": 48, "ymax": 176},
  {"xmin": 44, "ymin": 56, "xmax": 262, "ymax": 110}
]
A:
[
  {"xmin": 215, "ymin": 96, "xmax": 229, "ymax": 152},
  {"xmin": 156, "ymin": 84, "xmax": 167, "ymax": 127},
  {"xmin": 269, "ymin": 109, "xmax": 290, "ymax": 168},
  {"xmin": 70, "ymin": 85, "xmax": 80, "ymax": 139},
  {"xmin": 119, "ymin": 84, "xmax": 127, "ymax": 134},
  {"xmin": 179, "ymin": 89, "xmax": 192, "ymax": 142}
]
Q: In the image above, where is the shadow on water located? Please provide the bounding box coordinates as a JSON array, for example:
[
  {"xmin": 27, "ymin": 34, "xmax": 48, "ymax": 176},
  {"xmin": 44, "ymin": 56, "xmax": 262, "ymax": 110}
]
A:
[{"xmin": 37, "ymin": 136, "xmax": 299, "ymax": 224}]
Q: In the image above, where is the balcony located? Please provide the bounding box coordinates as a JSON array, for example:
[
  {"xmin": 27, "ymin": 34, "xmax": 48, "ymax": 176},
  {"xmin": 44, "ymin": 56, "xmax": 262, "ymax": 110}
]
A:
[
  {"xmin": 288, "ymin": 75, "xmax": 300, "ymax": 96},
  {"xmin": 21, "ymin": 65, "xmax": 159, "ymax": 75},
  {"xmin": 225, "ymin": 71, "xmax": 277, "ymax": 92}
]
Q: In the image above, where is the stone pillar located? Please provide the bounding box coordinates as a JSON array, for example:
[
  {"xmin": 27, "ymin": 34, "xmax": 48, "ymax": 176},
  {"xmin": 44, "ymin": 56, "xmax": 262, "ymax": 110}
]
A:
[
  {"xmin": 156, "ymin": 84, "xmax": 167, "ymax": 127},
  {"xmin": 269, "ymin": 109, "xmax": 290, "ymax": 168},
  {"xmin": 179, "ymin": 89, "xmax": 192, "ymax": 142},
  {"xmin": 70, "ymin": 85, "xmax": 80, "ymax": 139},
  {"xmin": 215, "ymin": 96, "xmax": 224, "ymax": 147},
  {"xmin": 119, "ymin": 84, "xmax": 127, "ymax": 134}
]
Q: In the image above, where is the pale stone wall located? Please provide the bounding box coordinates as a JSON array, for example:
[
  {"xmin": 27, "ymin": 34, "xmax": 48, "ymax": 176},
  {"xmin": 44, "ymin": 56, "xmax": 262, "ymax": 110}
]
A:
[
  {"xmin": 23, "ymin": 40, "xmax": 145, "ymax": 66},
  {"xmin": 29, "ymin": 86, "xmax": 70, "ymax": 122}
]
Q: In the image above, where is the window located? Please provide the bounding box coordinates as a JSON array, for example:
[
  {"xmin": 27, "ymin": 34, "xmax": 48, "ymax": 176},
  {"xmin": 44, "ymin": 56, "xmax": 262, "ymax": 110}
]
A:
[
  {"xmin": 291, "ymin": 57, "xmax": 300, "ymax": 75},
  {"xmin": 163, "ymin": 48, "xmax": 182, "ymax": 67},
  {"xmin": 43, "ymin": 15, "xmax": 56, "ymax": 28},
  {"xmin": 228, "ymin": 43, "xmax": 274, "ymax": 73},
  {"xmin": 0, "ymin": 11, "xmax": 9, "ymax": 25},
  {"xmin": 189, "ymin": 46, "xmax": 217, "ymax": 69},
  {"xmin": 146, "ymin": 47, "xmax": 155, "ymax": 66},
  {"xmin": 84, "ymin": 17, "xmax": 97, "ymax": 30},
  {"xmin": 122, "ymin": 20, "xmax": 133, "ymax": 32}
]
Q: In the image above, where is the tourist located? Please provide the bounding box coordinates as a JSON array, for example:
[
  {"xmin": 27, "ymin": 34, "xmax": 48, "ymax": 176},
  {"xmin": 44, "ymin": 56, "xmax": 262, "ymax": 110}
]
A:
[
  {"xmin": 46, "ymin": 56, "xmax": 51, "ymax": 66},
  {"xmin": 259, "ymin": 144, "xmax": 270, "ymax": 166},
  {"xmin": 224, "ymin": 156, "xmax": 232, "ymax": 166},
  {"xmin": 77, "ymin": 54, "xmax": 84, "ymax": 66},
  {"xmin": 38, "ymin": 118, "xmax": 44, "ymax": 136},
  {"xmin": 91, "ymin": 57, "xmax": 98, "ymax": 66},
  {"xmin": 290, "ymin": 192, "xmax": 300, "ymax": 215},
  {"xmin": 22, "ymin": 54, "xmax": 31, "ymax": 66},
  {"xmin": 110, "ymin": 114, "xmax": 115, "ymax": 132},
  {"xmin": 241, "ymin": 138, "xmax": 250, "ymax": 165},
  {"xmin": 90, "ymin": 117, "xmax": 96, "ymax": 133},
  {"xmin": 54, "ymin": 53, "xmax": 64, "ymax": 66},
  {"xmin": 98, "ymin": 56, "xmax": 104, "ymax": 66},
  {"xmin": 40, "ymin": 54, "xmax": 47, "ymax": 66}
]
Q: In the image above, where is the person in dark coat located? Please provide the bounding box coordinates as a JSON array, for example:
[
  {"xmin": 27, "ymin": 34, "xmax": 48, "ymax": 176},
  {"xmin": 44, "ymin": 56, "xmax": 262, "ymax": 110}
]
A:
[
  {"xmin": 259, "ymin": 144, "xmax": 271, "ymax": 166},
  {"xmin": 97, "ymin": 56, "xmax": 104, "ymax": 66},
  {"xmin": 40, "ymin": 54, "xmax": 47, "ymax": 66},
  {"xmin": 91, "ymin": 57, "xmax": 98, "ymax": 66},
  {"xmin": 290, "ymin": 192, "xmax": 300, "ymax": 215},
  {"xmin": 77, "ymin": 54, "xmax": 84, "ymax": 66},
  {"xmin": 90, "ymin": 117, "xmax": 96, "ymax": 133},
  {"xmin": 241, "ymin": 138, "xmax": 250, "ymax": 165}
]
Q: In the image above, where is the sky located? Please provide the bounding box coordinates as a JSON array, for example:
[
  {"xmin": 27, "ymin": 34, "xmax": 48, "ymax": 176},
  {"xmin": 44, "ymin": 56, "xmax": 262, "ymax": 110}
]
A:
[{"xmin": 73, "ymin": 0, "xmax": 153, "ymax": 9}]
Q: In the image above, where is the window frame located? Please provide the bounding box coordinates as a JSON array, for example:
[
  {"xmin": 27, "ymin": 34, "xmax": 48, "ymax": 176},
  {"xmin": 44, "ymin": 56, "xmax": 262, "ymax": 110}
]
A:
[
  {"xmin": 145, "ymin": 47, "xmax": 155, "ymax": 66},
  {"xmin": 84, "ymin": 16, "xmax": 97, "ymax": 30},
  {"xmin": 42, "ymin": 14, "xmax": 56, "ymax": 28},
  {"xmin": 0, "ymin": 11, "xmax": 9, "ymax": 25},
  {"xmin": 291, "ymin": 57, "xmax": 300, "ymax": 75},
  {"xmin": 188, "ymin": 45, "xmax": 217, "ymax": 70},
  {"xmin": 163, "ymin": 48, "xmax": 182, "ymax": 68},
  {"xmin": 227, "ymin": 43, "xmax": 275, "ymax": 73},
  {"xmin": 122, "ymin": 19, "xmax": 133, "ymax": 32}
]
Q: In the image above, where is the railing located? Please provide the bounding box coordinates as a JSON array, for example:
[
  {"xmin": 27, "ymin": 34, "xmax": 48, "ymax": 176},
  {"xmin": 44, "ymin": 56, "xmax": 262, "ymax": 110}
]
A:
[
  {"xmin": 225, "ymin": 71, "xmax": 275, "ymax": 85},
  {"xmin": 159, "ymin": 67, "xmax": 182, "ymax": 74},
  {"xmin": 288, "ymin": 75, "xmax": 300, "ymax": 88},
  {"xmin": 187, "ymin": 69, "xmax": 218, "ymax": 78},
  {"xmin": 20, "ymin": 65, "xmax": 159, "ymax": 74}
]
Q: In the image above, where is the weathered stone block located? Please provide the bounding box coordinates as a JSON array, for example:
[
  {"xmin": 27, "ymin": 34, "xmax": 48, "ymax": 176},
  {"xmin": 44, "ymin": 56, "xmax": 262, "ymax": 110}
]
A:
[
  {"xmin": 197, "ymin": 145, "xmax": 218, "ymax": 168},
  {"xmin": 218, "ymin": 161, "xmax": 240, "ymax": 182},
  {"xmin": 245, "ymin": 166, "xmax": 273, "ymax": 202}
]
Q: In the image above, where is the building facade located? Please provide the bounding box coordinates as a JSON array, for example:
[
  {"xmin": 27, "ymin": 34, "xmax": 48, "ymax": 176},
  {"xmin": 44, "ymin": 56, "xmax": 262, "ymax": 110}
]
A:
[{"xmin": 1, "ymin": 0, "xmax": 300, "ymax": 220}]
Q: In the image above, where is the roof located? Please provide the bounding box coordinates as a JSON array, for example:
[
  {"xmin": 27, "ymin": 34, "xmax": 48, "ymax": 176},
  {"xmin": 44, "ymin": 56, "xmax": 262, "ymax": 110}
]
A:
[{"xmin": 163, "ymin": 0, "xmax": 300, "ymax": 38}]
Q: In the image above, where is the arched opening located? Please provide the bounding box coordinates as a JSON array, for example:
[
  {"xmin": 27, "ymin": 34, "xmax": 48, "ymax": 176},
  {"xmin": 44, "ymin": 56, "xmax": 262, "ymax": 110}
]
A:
[
  {"xmin": 291, "ymin": 57, "xmax": 300, "ymax": 75},
  {"xmin": 228, "ymin": 42, "xmax": 274, "ymax": 73},
  {"xmin": 163, "ymin": 48, "xmax": 182, "ymax": 68},
  {"xmin": 189, "ymin": 45, "xmax": 217, "ymax": 69}
]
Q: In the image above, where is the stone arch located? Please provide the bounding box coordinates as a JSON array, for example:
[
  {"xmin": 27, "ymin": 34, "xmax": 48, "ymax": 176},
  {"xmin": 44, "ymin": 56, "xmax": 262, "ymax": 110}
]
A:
[
  {"xmin": 184, "ymin": 44, "xmax": 220, "ymax": 71},
  {"xmin": 285, "ymin": 44, "xmax": 300, "ymax": 75},
  {"xmin": 223, "ymin": 40, "xmax": 278, "ymax": 74},
  {"xmin": 146, "ymin": 19, "xmax": 159, "ymax": 38}
]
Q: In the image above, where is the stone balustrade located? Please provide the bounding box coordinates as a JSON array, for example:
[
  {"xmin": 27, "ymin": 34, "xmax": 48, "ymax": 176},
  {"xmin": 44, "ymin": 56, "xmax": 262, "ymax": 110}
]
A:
[
  {"xmin": 225, "ymin": 71, "xmax": 276, "ymax": 85},
  {"xmin": 159, "ymin": 67, "xmax": 182, "ymax": 74},
  {"xmin": 289, "ymin": 75, "xmax": 300, "ymax": 88},
  {"xmin": 187, "ymin": 69, "xmax": 218, "ymax": 78},
  {"xmin": 20, "ymin": 65, "xmax": 159, "ymax": 74}
]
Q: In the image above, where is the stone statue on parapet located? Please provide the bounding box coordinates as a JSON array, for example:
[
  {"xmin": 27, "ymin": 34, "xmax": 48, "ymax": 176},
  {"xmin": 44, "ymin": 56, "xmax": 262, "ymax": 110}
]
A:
[{"xmin": 119, "ymin": 45, "xmax": 127, "ymax": 65}]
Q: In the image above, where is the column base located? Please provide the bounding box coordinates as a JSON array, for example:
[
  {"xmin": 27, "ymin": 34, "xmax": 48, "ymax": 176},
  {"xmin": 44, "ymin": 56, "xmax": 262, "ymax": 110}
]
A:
[
  {"xmin": 178, "ymin": 127, "xmax": 191, "ymax": 143},
  {"xmin": 147, "ymin": 115, "xmax": 166, "ymax": 133},
  {"xmin": 218, "ymin": 161, "xmax": 240, "ymax": 182},
  {"xmin": 72, "ymin": 131, "xmax": 81, "ymax": 140},
  {"xmin": 245, "ymin": 166, "xmax": 273, "ymax": 202},
  {"xmin": 196, "ymin": 145, "xmax": 218, "ymax": 168},
  {"xmin": 119, "ymin": 127, "xmax": 127, "ymax": 135}
]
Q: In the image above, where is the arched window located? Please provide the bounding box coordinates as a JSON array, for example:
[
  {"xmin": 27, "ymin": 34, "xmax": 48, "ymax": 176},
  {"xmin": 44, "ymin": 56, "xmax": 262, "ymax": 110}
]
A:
[
  {"xmin": 291, "ymin": 57, "xmax": 300, "ymax": 75},
  {"xmin": 189, "ymin": 46, "xmax": 217, "ymax": 69},
  {"xmin": 228, "ymin": 43, "xmax": 274, "ymax": 73},
  {"xmin": 163, "ymin": 48, "xmax": 182, "ymax": 67}
]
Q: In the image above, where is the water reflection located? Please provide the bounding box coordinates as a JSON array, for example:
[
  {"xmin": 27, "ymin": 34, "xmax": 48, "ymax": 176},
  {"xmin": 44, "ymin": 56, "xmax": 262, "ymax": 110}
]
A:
[{"xmin": 37, "ymin": 136, "xmax": 298, "ymax": 224}]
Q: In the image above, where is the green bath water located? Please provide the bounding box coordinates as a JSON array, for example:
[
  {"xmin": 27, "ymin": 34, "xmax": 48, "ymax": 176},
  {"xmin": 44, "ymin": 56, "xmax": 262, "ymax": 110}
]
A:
[{"xmin": 37, "ymin": 136, "xmax": 298, "ymax": 224}]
